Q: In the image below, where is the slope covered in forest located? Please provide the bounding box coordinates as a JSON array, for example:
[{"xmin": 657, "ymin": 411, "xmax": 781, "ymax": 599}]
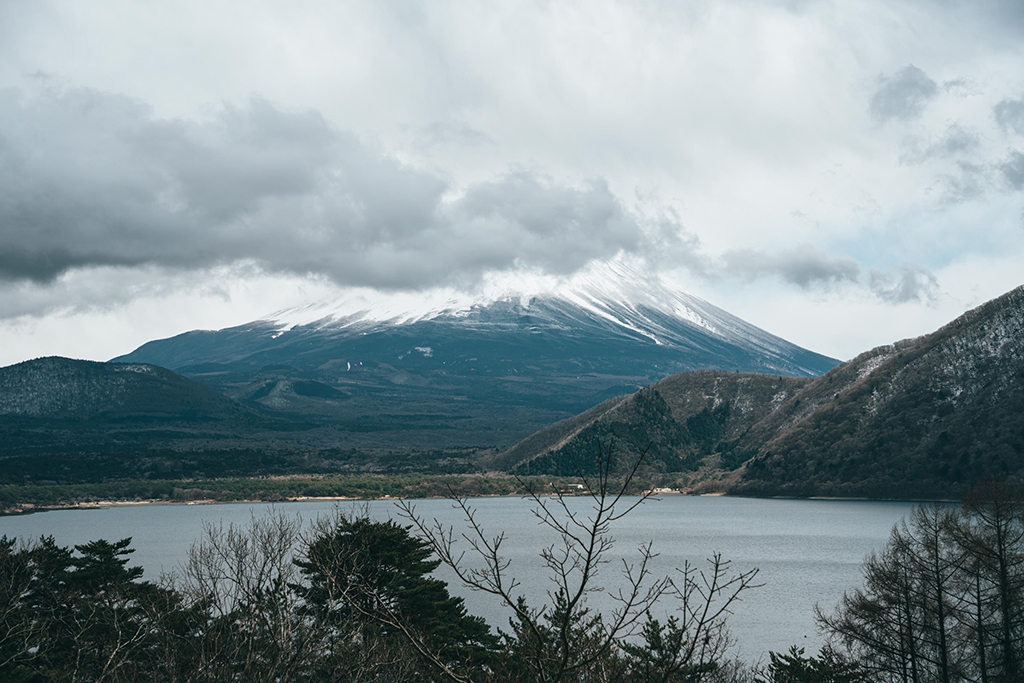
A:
[{"xmin": 508, "ymin": 285, "xmax": 1024, "ymax": 498}]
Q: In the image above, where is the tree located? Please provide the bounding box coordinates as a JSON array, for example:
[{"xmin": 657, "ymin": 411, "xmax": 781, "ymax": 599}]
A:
[
  {"xmin": 755, "ymin": 646, "xmax": 865, "ymax": 683},
  {"xmin": 168, "ymin": 510, "xmax": 327, "ymax": 683},
  {"xmin": 401, "ymin": 441, "xmax": 759, "ymax": 683},
  {"xmin": 952, "ymin": 480, "xmax": 1024, "ymax": 682},
  {"xmin": 295, "ymin": 511, "xmax": 498, "ymax": 682},
  {"xmin": 819, "ymin": 481, "xmax": 1024, "ymax": 683},
  {"xmin": 0, "ymin": 535, "xmax": 182, "ymax": 683}
]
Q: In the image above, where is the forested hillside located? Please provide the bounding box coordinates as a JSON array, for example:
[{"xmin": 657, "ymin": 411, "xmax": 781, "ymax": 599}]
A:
[
  {"xmin": 509, "ymin": 371, "xmax": 809, "ymax": 476},
  {"xmin": 736, "ymin": 285, "xmax": 1024, "ymax": 498},
  {"xmin": 509, "ymin": 285, "xmax": 1024, "ymax": 498}
]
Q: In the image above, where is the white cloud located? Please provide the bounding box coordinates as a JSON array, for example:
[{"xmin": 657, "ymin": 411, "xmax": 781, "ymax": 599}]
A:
[{"xmin": 0, "ymin": 0, "xmax": 1022, "ymax": 364}]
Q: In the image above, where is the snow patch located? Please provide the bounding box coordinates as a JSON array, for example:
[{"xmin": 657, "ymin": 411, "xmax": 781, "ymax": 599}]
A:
[
  {"xmin": 857, "ymin": 353, "xmax": 893, "ymax": 380},
  {"xmin": 113, "ymin": 364, "xmax": 155, "ymax": 375}
]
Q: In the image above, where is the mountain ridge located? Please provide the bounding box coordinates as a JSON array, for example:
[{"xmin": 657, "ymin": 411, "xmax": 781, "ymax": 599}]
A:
[{"xmin": 506, "ymin": 284, "xmax": 1024, "ymax": 497}]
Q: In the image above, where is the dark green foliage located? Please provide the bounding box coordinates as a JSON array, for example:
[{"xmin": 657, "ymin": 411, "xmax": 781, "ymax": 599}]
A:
[
  {"xmin": 514, "ymin": 389, "xmax": 683, "ymax": 475},
  {"xmin": 514, "ymin": 389, "xmax": 735, "ymax": 476},
  {"xmin": 686, "ymin": 402, "xmax": 731, "ymax": 449},
  {"xmin": 756, "ymin": 646, "xmax": 865, "ymax": 683},
  {"xmin": 295, "ymin": 515, "xmax": 497, "ymax": 672},
  {"xmin": 290, "ymin": 380, "xmax": 347, "ymax": 399},
  {"xmin": 0, "ymin": 473, "xmax": 566, "ymax": 511},
  {"xmin": 619, "ymin": 615, "xmax": 723, "ymax": 682},
  {"xmin": 510, "ymin": 372, "xmax": 810, "ymax": 479},
  {"xmin": 500, "ymin": 592, "xmax": 621, "ymax": 682},
  {"xmin": 0, "ymin": 534, "xmax": 185, "ymax": 683}
]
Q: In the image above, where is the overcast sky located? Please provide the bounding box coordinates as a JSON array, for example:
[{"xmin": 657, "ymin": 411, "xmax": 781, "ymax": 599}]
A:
[{"xmin": 1, "ymin": 0, "xmax": 1023, "ymax": 365}]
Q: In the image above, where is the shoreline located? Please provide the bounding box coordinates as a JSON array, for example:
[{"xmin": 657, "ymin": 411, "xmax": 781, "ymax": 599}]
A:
[{"xmin": 3, "ymin": 489, "xmax": 951, "ymax": 518}]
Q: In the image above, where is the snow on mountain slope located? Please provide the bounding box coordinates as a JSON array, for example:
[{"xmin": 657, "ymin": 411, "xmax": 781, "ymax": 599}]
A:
[
  {"xmin": 112, "ymin": 263, "xmax": 838, "ymax": 449},
  {"xmin": 259, "ymin": 261, "xmax": 825, "ymax": 374}
]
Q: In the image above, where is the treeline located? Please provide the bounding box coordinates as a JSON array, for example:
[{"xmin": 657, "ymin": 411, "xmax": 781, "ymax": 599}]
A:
[
  {"xmin": 818, "ymin": 479, "xmax": 1024, "ymax": 681},
  {"xmin": 0, "ymin": 473, "xmax": 572, "ymax": 511},
  {"xmin": 0, "ymin": 439, "xmax": 484, "ymax": 487}
]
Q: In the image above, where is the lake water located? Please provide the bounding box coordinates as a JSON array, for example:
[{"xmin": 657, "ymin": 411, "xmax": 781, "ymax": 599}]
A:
[{"xmin": 0, "ymin": 495, "xmax": 916, "ymax": 662}]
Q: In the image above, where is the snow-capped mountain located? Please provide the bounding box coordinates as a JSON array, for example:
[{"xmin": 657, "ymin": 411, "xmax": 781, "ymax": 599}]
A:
[{"xmin": 113, "ymin": 264, "xmax": 838, "ymax": 449}]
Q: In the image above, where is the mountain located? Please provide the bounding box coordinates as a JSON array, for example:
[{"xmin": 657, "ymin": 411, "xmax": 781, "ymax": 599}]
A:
[
  {"xmin": 507, "ymin": 285, "xmax": 1024, "ymax": 498},
  {"xmin": 0, "ymin": 357, "xmax": 304, "ymax": 483},
  {"xmin": 735, "ymin": 284, "xmax": 1024, "ymax": 498},
  {"xmin": 0, "ymin": 357, "xmax": 251, "ymax": 421},
  {"xmin": 0, "ymin": 356, "xmax": 487, "ymax": 483},
  {"xmin": 114, "ymin": 264, "xmax": 838, "ymax": 450},
  {"xmin": 498, "ymin": 371, "xmax": 810, "ymax": 475}
]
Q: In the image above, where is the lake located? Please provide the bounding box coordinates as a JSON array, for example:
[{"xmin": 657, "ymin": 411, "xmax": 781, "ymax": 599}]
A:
[{"xmin": 0, "ymin": 495, "xmax": 917, "ymax": 662}]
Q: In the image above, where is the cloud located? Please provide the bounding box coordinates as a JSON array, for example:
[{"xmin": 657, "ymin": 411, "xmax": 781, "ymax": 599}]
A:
[
  {"xmin": 900, "ymin": 123, "xmax": 980, "ymax": 165},
  {"xmin": 415, "ymin": 121, "xmax": 494, "ymax": 149},
  {"xmin": 0, "ymin": 265, "xmax": 228, "ymax": 320},
  {"xmin": 1000, "ymin": 151, "xmax": 1024, "ymax": 191},
  {"xmin": 994, "ymin": 97, "xmax": 1024, "ymax": 135},
  {"xmin": 869, "ymin": 65, "xmax": 938, "ymax": 122},
  {"xmin": 722, "ymin": 245, "xmax": 860, "ymax": 289},
  {"xmin": 0, "ymin": 85, "xmax": 687, "ymax": 290},
  {"xmin": 933, "ymin": 162, "xmax": 989, "ymax": 204},
  {"xmin": 897, "ymin": 124, "xmax": 992, "ymax": 204},
  {"xmin": 943, "ymin": 78, "xmax": 981, "ymax": 97},
  {"xmin": 869, "ymin": 264, "xmax": 940, "ymax": 304}
]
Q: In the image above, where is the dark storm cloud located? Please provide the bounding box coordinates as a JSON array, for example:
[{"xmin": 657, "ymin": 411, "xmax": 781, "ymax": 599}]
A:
[
  {"xmin": 995, "ymin": 97, "xmax": 1024, "ymax": 136},
  {"xmin": 0, "ymin": 86, "xmax": 664, "ymax": 289},
  {"xmin": 869, "ymin": 264, "xmax": 940, "ymax": 304},
  {"xmin": 722, "ymin": 245, "xmax": 860, "ymax": 289},
  {"xmin": 869, "ymin": 65, "xmax": 938, "ymax": 123}
]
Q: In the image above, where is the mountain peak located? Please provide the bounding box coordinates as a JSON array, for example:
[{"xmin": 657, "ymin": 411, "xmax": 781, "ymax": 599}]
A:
[
  {"xmin": 264, "ymin": 261, "xmax": 718, "ymax": 333},
  {"xmin": 114, "ymin": 265, "xmax": 838, "ymax": 449}
]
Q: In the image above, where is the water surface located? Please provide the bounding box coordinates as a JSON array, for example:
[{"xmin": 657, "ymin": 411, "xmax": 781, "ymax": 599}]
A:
[{"xmin": 0, "ymin": 495, "xmax": 915, "ymax": 661}]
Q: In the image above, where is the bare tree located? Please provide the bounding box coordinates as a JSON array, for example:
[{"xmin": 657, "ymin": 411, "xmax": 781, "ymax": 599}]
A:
[
  {"xmin": 819, "ymin": 507, "xmax": 970, "ymax": 683},
  {"xmin": 622, "ymin": 553, "xmax": 761, "ymax": 683},
  {"xmin": 399, "ymin": 442, "xmax": 758, "ymax": 683},
  {"xmin": 954, "ymin": 481, "xmax": 1024, "ymax": 682},
  {"xmin": 169, "ymin": 509, "xmax": 324, "ymax": 683},
  {"xmin": 820, "ymin": 483, "xmax": 1024, "ymax": 683}
]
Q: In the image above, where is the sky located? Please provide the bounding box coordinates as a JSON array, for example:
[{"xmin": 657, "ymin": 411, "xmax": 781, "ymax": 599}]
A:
[{"xmin": 1, "ymin": 0, "xmax": 1023, "ymax": 365}]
